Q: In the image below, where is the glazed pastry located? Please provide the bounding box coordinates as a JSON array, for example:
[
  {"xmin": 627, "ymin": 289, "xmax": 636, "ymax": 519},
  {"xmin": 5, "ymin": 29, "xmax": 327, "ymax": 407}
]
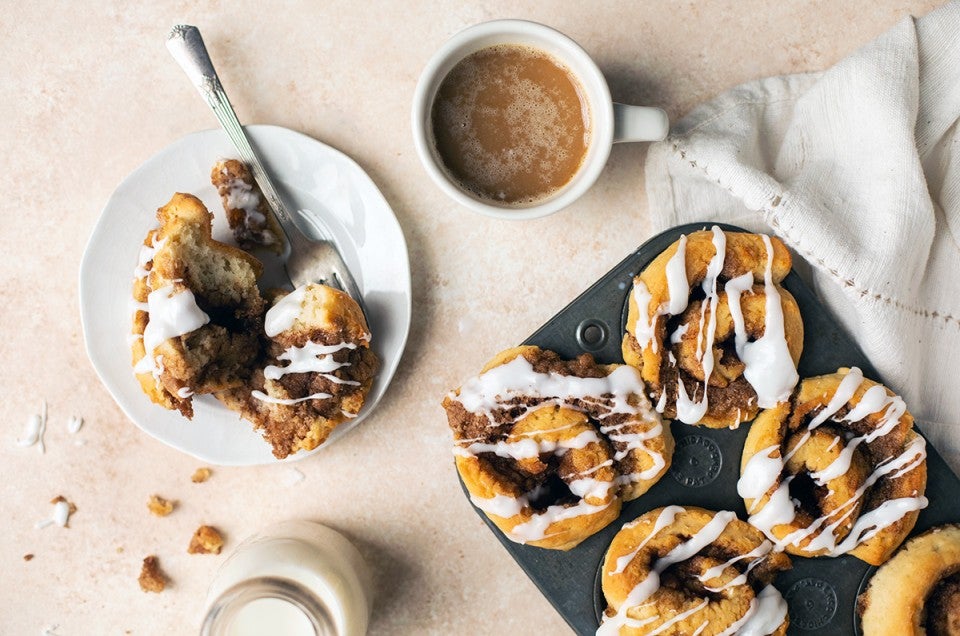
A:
[
  {"xmin": 211, "ymin": 159, "xmax": 284, "ymax": 253},
  {"xmin": 738, "ymin": 367, "xmax": 928, "ymax": 565},
  {"xmin": 622, "ymin": 227, "xmax": 803, "ymax": 428},
  {"xmin": 599, "ymin": 506, "xmax": 791, "ymax": 635},
  {"xmin": 443, "ymin": 346, "xmax": 673, "ymax": 550},
  {"xmin": 131, "ymin": 193, "xmax": 264, "ymax": 418},
  {"xmin": 858, "ymin": 524, "xmax": 960, "ymax": 635},
  {"xmin": 217, "ymin": 283, "xmax": 378, "ymax": 459}
]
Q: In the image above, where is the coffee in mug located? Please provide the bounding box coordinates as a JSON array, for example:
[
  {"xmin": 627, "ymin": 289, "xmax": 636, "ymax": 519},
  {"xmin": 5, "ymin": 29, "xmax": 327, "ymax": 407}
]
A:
[
  {"xmin": 430, "ymin": 44, "xmax": 591, "ymax": 207},
  {"xmin": 412, "ymin": 20, "xmax": 669, "ymax": 220}
]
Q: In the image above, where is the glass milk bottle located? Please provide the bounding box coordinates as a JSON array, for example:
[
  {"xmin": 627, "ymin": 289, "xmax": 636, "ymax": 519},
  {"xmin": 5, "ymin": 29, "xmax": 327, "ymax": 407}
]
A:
[{"xmin": 201, "ymin": 520, "xmax": 373, "ymax": 636}]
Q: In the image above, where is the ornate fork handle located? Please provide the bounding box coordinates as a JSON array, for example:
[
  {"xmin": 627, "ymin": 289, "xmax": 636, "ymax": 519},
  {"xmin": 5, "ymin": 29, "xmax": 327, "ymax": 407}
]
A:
[{"xmin": 166, "ymin": 25, "xmax": 360, "ymax": 303}]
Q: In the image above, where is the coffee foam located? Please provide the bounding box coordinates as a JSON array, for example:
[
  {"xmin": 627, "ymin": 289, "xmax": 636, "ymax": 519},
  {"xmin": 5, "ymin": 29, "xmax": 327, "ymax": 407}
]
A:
[{"xmin": 432, "ymin": 45, "xmax": 591, "ymax": 206}]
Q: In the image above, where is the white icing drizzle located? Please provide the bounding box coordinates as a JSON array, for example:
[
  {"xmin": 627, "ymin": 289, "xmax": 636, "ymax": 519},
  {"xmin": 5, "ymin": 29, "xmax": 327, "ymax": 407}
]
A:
[
  {"xmin": 454, "ymin": 356, "xmax": 655, "ymax": 423},
  {"xmin": 808, "ymin": 367, "xmax": 865, "ymax": 428},
  {"xmin": 738, "ymin": 445, "xmax": 783, "ymax": 509},
  {"xmin": 636, "ymin": 228, "xmax": 800, "ymax": 423},
  {"xmin": 176, "ymin": 387, "xmax": 194, "ymax": 399},
  {"xmin": 17, "ymin": 401, "xmax": 47, "ymax": 453},
  {"xmin": 134, "ymin": 235, "xmax": 165, "ymax": 280},
  {"xmin": 674, "ymin": 227, "xmax": 726, "ymax": 423},
  {"xmin": 736, "ymin": 235, "xmax": 799, "ymax": 408},
  {"xmin": 600, "ymin": 420, "xmax": 664, "ymax": 463},
  {"xmin": 655, "ymin": 391, "xmax": 668, "ymax": 413},
  {"xmin": 810, "ymin": 394, "xmax": 905, "ymax": 485},
  {"xmin": 470, "ymin": 494, "xmax": 527, "ymax": 518},
  {"xmin": 225, "ymin": 178, "xmax": 263, "ymax": 220},
  {"xmin": 258, "ymin": 290, "xmax": 368, "ymax": 405},
  {"xmin": 52, "ymin": 500, "xmax": 71, "ymax": 527},
  {"xmin": 223, "ymin": 175, "xmax": 272, "ymax": 241},
  {"xmin": 66, "ymin": 415, "xmax": 83, "ymax": 434},
  {"xmin": 264, "ymin": 286, "xmax": 307, "ymax": 337},
  {"xmin": 37, "ymin": 498, "xmax": 73, "ymax": 529},
  {"xmin": 669, "ymin": 323, "xmax": 688, "ymax": 345},
  {"xmin": 612, "ymin": 506, "xmax": 685, "ymax": 574},
  {"xmin": 251, "ymin": 390, "xmax": 333, "ymax": 405},
  {"xmin": 647, "ymin": 598, "xmax": 709, "ymax": 636},
  {"xmin": 598, "ymin": 511, "xmax": 736, "ymax": 635},
  {"xmin": 664, "ymin": 235, "xmax": 689, "ymax": 315},
  {"xmin": 716, "ymin": 585, "xmax": 788, "ymax": 636},
  {"xmin": 263, "ymin": 341, "xmax": 359, "ymax": 385},
  {"xmin": 509, "ymin": 499, "xmax": 614, "ymax": 543},
  {"xmin": 698, "ymin": 540, "xmax": 773, "ymax": 592},
  {"xmin": 456, "ymin": 429, "xmax": 601, "ymax": 461},
  {"xmin": 137, "ymin": 285, "xmax": 210, "ymax": 383},
  {"xmin": 738, "ymin": 370, "xmax": 928, "ymax": 556},
  {"xmin": 631, "ymin": 280, "xmax": 658, "ymax": 354},
  {"xmin": 724, "ymin": 272, "xmax": 755, "ymax": 356}
]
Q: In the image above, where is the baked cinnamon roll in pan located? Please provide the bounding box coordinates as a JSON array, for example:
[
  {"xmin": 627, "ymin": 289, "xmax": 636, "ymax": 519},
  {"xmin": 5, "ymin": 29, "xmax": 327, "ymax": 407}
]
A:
[
  {"xmin": 599, "ymin": 506, "xmax": 791, "ymax": 635},
  {"xmin": 739, "ymin": 367, "xmax": 927, "ymax": 565},
  {"xmin": 622, "ymin": 227, "xmax": 803, "ymax": 428},
  {"xmin": 443, "ymin": 346, "xmax": 673, "ymax": 550},
  {"xmin": 858, "ymin": 524, "xmax": 960, "ymax": 635}
]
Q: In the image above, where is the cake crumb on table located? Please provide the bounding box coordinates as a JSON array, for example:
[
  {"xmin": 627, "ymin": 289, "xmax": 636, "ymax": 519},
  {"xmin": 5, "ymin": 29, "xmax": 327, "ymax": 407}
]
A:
[
  {"xmin": 23, "ymin": 553, "xmax": 34, "ymax": 561},
  {"xmin": 191, "ymin": 467, "xmax": 212, "ymax": 483},
  {"xmin": 138, "ymin": 555, "xmax": 167, "ymax": 593},
  {"xmin": 42, "ymin": 496, "xmax": 76, "ymax": 528},
  {"xmin": 188, "ymin": 525, "xmax": 224, "ymax": 554},
  {"xmin": 147, "ymin": 495, "xmax": 175, "ymax": 517}
]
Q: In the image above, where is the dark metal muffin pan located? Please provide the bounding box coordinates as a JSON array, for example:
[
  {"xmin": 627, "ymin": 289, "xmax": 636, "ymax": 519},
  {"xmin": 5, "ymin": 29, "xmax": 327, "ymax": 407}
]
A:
[{"xmin": 459, "ymin": 223, "xmax": 960, "ymax": 635}]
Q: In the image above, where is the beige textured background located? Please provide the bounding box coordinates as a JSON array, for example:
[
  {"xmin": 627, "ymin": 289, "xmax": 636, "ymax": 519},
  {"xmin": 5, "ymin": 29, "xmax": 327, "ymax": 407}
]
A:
[{"xmin": 0, "ymin": 1, "xmax": 943, "ymax": 634}]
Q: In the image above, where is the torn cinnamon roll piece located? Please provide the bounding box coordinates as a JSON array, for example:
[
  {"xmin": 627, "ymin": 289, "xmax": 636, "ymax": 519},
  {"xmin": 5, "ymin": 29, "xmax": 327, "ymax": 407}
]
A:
[
  {"xmin": 599, "ymin": 506, "xmax": 791, "ymax": 635},
  {"xmin": 443, "ymin": 346, "xmax": 672, "ymax": 550},
  {"xmin": 738, "ymin": 367, "xmax": 928, "ymax": 565},
  {"xmin": 131, "ymin": 193, "xmax": 265, "ymax": 418},
  {"xmin": 217, "ymin": 283, "xmax": 378, "ymax": 459},
  {"xmin": 622, "ymin": 227, "xmax": 803, "ymax": 428},
  {"xmin": 211, "ymin": 159, "xmax": 284, "ymax": 253},
  {"xmin": 858, "ymin": 524, "xmax": 960, "ymax": 636}
]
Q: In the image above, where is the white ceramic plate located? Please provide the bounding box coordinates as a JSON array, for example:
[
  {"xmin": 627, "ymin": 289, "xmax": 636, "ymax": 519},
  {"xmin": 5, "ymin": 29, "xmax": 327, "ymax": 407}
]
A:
[{"xmin": 80, "ymin": 125, "xmax": 411, "ymax": 465}]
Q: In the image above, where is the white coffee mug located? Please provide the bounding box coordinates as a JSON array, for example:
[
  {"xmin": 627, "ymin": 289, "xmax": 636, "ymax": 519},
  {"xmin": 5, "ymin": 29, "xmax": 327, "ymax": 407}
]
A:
[{"xmin": 412, "ymin": 19, "xmax": 669, "ymax": 220}]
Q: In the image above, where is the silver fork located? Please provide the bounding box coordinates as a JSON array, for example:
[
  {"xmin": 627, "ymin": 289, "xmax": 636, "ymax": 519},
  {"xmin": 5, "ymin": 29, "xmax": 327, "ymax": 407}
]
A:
[{"xmin": 166, "ymin": 25, "xmax": 364, "ymax": 313}]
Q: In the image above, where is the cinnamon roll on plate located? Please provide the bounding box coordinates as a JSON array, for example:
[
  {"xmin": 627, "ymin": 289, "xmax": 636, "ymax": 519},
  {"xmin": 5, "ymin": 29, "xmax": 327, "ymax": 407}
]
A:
[
  {"xmin": 131, "ymin": 192, "xmax": 265, "ymax": 419},
  {"xmin": 217, "ymin": 283, "xmax": 378, "ymax": 459}
]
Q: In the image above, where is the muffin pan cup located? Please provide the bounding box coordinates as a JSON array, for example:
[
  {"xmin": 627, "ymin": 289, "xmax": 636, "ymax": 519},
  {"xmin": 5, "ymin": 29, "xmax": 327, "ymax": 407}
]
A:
[{"xmin": 458, "ymin": 223, "xmax": 960, "ymax": 635}]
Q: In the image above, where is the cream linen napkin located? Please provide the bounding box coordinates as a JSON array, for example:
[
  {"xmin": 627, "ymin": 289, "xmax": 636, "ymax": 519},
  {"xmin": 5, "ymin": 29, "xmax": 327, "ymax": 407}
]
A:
[{"xmin": 644, "ymin": 2, "xmax": 960, "ymax": 472}]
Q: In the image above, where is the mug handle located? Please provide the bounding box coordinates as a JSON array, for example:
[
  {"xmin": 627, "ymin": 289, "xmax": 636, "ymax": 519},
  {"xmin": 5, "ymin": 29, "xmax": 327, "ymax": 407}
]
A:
[{"xmin": 613, "ymin": 103, "xmax": 670, "ymax": 143}]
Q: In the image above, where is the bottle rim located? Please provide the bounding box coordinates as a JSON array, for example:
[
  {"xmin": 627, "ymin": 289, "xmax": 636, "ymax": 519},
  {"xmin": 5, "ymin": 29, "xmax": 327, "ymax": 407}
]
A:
[{"xmin": 201, "ymin": 575, "xmax": 337, "ymax": 636}]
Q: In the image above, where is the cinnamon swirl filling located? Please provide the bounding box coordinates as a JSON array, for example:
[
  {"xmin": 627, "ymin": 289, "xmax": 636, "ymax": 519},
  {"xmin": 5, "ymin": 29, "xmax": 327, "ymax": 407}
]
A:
[{"xmin": 858, "ymin": 524, "xmax": 960, "ymax": 635}]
